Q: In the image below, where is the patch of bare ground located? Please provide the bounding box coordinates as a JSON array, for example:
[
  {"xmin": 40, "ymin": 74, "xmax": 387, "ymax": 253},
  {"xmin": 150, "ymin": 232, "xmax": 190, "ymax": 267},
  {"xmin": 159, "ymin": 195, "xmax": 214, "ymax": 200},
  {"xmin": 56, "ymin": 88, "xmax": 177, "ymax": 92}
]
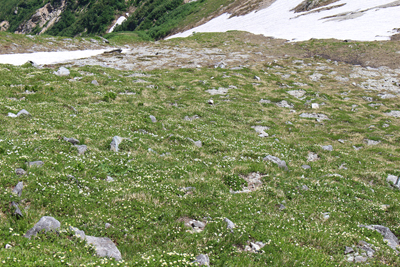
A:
[{"xmin": 292, "ymin": 0, "xmax": 340, "ymax": 13}]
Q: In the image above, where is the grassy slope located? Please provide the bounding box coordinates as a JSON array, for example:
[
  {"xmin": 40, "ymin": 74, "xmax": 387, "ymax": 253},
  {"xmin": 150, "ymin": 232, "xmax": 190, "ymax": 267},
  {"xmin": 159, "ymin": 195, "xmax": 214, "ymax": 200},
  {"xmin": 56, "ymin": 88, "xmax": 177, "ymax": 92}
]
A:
[{"xmin": 0, "ymin": 33, "xmax": 400, "ymax": 266}]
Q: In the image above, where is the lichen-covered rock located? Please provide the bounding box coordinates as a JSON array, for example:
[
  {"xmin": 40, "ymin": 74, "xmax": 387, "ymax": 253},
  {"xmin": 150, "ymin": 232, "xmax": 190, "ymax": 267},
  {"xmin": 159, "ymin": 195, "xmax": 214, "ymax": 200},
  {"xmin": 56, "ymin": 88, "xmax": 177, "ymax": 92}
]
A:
[{"xmin": 263, "ymin": 155, "xmax": 288, "ymax": 170}]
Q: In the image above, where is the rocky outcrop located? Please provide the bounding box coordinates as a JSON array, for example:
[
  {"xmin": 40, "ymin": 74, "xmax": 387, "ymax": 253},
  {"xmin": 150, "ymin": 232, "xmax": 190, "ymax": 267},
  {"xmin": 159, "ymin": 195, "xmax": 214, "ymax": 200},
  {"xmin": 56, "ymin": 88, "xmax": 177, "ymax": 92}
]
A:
[
  {"xmin": 15, "ymin": 0, "xmax": 66, "ymax": 35},
  {"xmin": 293, "ymin": 0, "xmax": 339, "ymax": 13},
  {"xmin": 0, "ymin": 21, "xmax": 10, "ymax": 32}
]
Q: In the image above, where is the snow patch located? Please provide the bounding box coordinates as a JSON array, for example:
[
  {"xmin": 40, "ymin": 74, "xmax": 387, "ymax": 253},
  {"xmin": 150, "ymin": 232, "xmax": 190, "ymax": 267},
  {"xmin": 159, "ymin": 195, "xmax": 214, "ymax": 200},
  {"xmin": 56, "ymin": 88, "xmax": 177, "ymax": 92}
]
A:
[{"xmin": 108, "ymin": 16, "xmax": 127, "ymax": 33}]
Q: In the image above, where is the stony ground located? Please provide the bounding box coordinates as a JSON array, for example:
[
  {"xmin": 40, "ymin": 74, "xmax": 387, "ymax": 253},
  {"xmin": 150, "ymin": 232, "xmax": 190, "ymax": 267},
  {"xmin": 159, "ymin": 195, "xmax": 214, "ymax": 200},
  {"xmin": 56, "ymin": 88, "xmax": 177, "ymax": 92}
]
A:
[{"xmin": 1, "ymin": 31, "xmax": 400, "ymax": 266}]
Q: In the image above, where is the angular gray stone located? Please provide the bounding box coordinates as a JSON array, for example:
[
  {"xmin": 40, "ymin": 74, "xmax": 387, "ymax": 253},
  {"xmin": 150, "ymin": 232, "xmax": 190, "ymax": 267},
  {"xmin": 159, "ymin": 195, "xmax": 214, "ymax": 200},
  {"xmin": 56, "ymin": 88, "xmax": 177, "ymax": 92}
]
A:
[
  {"xmin": 206, "ymin": 87, "xmax": 229, "ymax": 95},
  {"xmin": 85, "ymin": 236, "xmax": 122, "ymax": 261},
  {"xmin": 106, "ymin": 176, "xmax": 114, "ymax": 182},
  {"xmin": 224, "ymin": 218, "xmax": 235, "ymax": 230},
  {"xmin": 299, "ymin": 113, "xmax": 329, "ymax": 121},
  {"xmin": 194, "ymin": 141, "xmax": 202, "ymax": 148},
  {"xmin": 12, "ymin": 182, "xmax": 23, "ymax": 197},
  {"xmin": 344, "ymin": 246, "xmax": 354, "ymax": 255},
  {"xmin": 279, "ymin": 204, "xmax": 286, "ymax": 210},
  {"xmin": 5, "ymin": 244, "xmax": 12, "ymax": 249},
  {"xmin": 322, "ymin": 145, "xmax": 333, "ymax": 151},
  {"xmin": 91, "ymin": 80, "xmax": 99, "ymax": 86},
  {"xmin": 302, "ymin": 165, "xmax": 311, "ymax": 170},
  {"xmin": 17, "ymin": 109, "xmax": 30, "ymax": 116},
  {"xmin": 354, "ymin": 256, "xmax": 368, "ymax": 263},
  {"xmin": 387, "ymin": 175, "xmax": 400, "ymax": 188},
  {"xmin": 190, "ymin": 220, "xmax": 205, "ymax": 229},
  {"xmin": 63, "ymin": 137, "xmax": 79, "ymax": 145},
  {"xmin": 70, "ymin": 226, "xmax": 122, "ymax": 261},
  {"xmin": 54, "ymin": 67, "xmax": 70, "ymax": 76},
  {"xmin": 302, "ymin": 185, "xmax": 309, "ymax": 191},
  {"xmin": 214, "ymin": 62, "xmax": 226, "ymax": 68},
  {"xmin": 12, "ymin": 201, "xmax": 23, "ymax": 217},
  {"xmin": 105, "ymin": 223, "xmax": 111, "ymax": 229},
  {"xmin": 259, "ymin": 99, "xmax": 271, "ymax": 104},
  {"xmin": 287, "ymin": 90, "xmax": 306, "ymax": 98},
  {"xmin": 386, "ymin": 111, "xmax": 400, "ymax": 118},
  {"xmin": 24, "ymin": 216, "xmax": 60, "ymax": 238},
  {"xmin": 15, "ymin": 168, "xmax": 27, "ymax": 176},
  {"xmin": 207, "ymin": 99, "xmax": 214, "ymax": 105},
  {"xmin": 307, "ymin": 152, "xmax": 319, "ymax": 162},
  {"xmin": 75, "ymin": 145, "xmax": 87, "ymax": 155},
  {"xmin": 251, "ymin": 126, "xmax": 269, "ymax": 137},
  {"xmin": 359, "ymin": 225, "xmax": 399, "ymax": 251},
  {"xmin": 150, "ymin": 115, "xmax": 157, "ymax": 123},
  {"xmin": 365, "ymin": 139, "xmax": 380, "ymax": 146},
  {"xmin": 194, "ymin": 254, "xmax": 209, "ymax": 266},
  {"xmin": 276, "ymin": 100, "xmax": 293, "ymax": 108},
  {"xmin": 263, "ymin": 155, "xmax": 288, "ymax": 170},
  {"xmin": 110, "ymin": 136, "xmax": 122, "ymax": 152},
  {"xmin": 28, "ymin": 161, "xmax": 44, "ymax": 167}
]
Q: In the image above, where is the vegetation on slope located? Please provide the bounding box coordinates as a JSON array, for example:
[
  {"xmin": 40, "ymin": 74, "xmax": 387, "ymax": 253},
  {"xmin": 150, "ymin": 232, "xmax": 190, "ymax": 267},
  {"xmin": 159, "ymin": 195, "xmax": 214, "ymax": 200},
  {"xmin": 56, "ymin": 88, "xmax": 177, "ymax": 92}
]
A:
[{"xmin": 1, "ymin": 32, "xmax": 400, "ymax": 266}]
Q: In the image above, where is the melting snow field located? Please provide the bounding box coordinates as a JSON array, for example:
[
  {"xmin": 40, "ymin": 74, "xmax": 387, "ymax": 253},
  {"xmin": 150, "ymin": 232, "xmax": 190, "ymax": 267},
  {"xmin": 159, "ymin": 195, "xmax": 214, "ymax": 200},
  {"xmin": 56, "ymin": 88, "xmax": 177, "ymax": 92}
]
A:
[
  {"xmin": 170, "ymin": 0, "xmax": 400, "ymax": 41},
  {"xmin": 0, "ymin": 50, "xmax": 109, "ymax": 66}
]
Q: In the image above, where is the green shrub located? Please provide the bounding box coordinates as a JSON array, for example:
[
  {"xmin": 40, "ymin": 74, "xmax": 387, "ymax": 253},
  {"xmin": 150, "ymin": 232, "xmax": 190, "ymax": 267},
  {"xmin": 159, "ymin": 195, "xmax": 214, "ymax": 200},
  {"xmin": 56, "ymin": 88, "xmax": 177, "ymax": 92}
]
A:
[{"xmin": 103, "ymin": 91, "xmax": 117, "ymax": 102}]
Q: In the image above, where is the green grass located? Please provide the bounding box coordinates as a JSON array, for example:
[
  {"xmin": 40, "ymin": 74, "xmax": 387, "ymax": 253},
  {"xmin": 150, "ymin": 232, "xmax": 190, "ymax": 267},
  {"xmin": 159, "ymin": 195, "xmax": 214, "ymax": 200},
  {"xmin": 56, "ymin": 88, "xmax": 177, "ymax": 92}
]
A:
[{"xmin": 1, "ymin": 35, "xmax": 400, "ymax": 266}]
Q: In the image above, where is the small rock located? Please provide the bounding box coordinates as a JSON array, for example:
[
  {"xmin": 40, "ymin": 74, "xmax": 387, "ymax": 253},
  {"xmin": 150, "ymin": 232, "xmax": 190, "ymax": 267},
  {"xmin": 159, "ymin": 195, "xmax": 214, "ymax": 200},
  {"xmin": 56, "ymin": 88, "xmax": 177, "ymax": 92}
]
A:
[
  {"xmin": 194, "ymin": 254, "xmax": 209, "ymax": 266},
  {"xmin": 28, "ymin": 161, "xmax": 44, "ymax": 167},
  {"xmin": 259, "ymin": 99, "xmax": 271, "ymax": 104},
  {"xmin": 359, "ymin": 225, "xmax": 399, "ymax": 251},
  {"xmin": 276, "ymin": 100, "xmax": 294, "ymax": 108},
  {"xmin": 344, "ymin": 246, "xmax": 354, "ymax": 255},
  {"xmin": 251, "ymin": 126, "xmax": 269, "ymax": 137},
  {"xmin": 215, "ymin": 62, "xmax": 226, "ymax": 68},
  {"xmin": 302, "ymin": 165, "xmax": 311, "ymax": 170},
  {"xmin": 386, "ymin": 111, "xmax": 400, "ymax": 118},
  {"xmin": 302, "ymin": 185, "xmax": 309, "ymax": 191},
  {"xmin": 92, "ymin": 80, "xmax": 99, "ymax": 86},
  {"xmin": 17, "ymin": 109, "xmax": 30, "ymax": 116},
  {"xmin": 311, "ymin": 103, "xmax": 319, "ymax": 109},
  {"xmin": 287, "ymin": 90, "xmax": 306, "ymax": 98},
  {"xmin": 54, "ymin": 67, "xmax": 70, "ymax": 76},
  {"xmin": 279, "ymin": 204, "xmax": 286, "ymax": 210},
  {"xmin": 150, "ymin": 115, "xmax": 157, "ymax": 123},
  {"xmin": 75, "ymin": 145, "xmax": 87, "ymax": 155},
  {"xmin": 387, "ymin": 174, "xmax": 400, "ymax": 188},
  {"xmin": 263, "ymin": 155, "xmax": 288, "ymax": 170},
  {"xmin": 254, "ymin": 75, "xmax": 261, "ymax": 81},
  {"xmin": 12, "ymin": 182, "xmax": 23, "ymax": 197},
  {"xmin": 322, "ymin": 213, "xmax": 330, "ymax": 220},
  {"xmin": 307, "ymin": 152, "xmax": 319, "ymax": 162},
  {"xmin": 338, "ymin": 139, "xmax": 345, "ymax": 144},
  {"xmin": 208, "ymin": 99, "xmax": 214, "ymax": 105},
  {"xmin": 353, "ymin": 146, "xmax": 363, "ymax": 151},
  {"xmin": 365, "ymin": 139, "xmax": 380, "ymax": 146},
  {"xmin": 110, "ymin": 136, "xmax": 122, "ymax": 152},
  {"xmin": 12, "ymin": 201, "xmax": 23, "ymax": 217},
  {"xmin": 148, "ymin": 148, "xmax": 157, "ymax": 154},
  {"xmin": 63, "ymin": 137, "xmax": 79, "ymax": 145},
  {"xmin": 15, "ymin": 168, "xmax": 27, "ymax": 176},
  {"xmin": 184, "ymin": 115, "xmax": 200, "ymax": 121},
  {"xmin": 299, "ymin": 113, "xmax": 329, "ymax": 120},
  {"xmin": 24, "ymin": 216, "xmax": 60, "ymax": 238},
  {"xmin": 190, "ymin": 220, "xmax": 206, "ymax": 229},
  {"xmin": 106, "ymin": 176, "xmax": 114, "ymax": 182},
  {"xmin": 105, "ymin": 223, "xmax": 111, "ymax": 229},
  {"xmin": 322, "ymin": 145, "xmax": 333, "ymax": 151},
  {"xmin": 5, "ymin": 244, "xmax": 12, "ymax": 249},
  {"xmin": 354, "ymin": 256, "xmax": 368, "ymax": 263},
  {"xmin": 224, "ymin": 218, "xmax": 235, "ymax": 231}
]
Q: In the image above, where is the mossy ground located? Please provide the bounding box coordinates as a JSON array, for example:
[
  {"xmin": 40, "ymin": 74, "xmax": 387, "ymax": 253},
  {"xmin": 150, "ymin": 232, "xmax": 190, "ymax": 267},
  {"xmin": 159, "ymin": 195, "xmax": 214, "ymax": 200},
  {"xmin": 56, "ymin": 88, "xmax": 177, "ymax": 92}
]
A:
[{"xmin": 1, "ymin": 32, "xmax": 400, "ymax": 266}]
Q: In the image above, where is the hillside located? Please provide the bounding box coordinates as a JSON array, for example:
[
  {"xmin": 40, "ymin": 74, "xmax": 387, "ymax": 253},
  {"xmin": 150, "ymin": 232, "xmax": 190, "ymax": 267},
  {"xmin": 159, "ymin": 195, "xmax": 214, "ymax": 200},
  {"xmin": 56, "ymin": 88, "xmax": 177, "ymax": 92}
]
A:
[{"xmin": 1, "ymin": 30, "xmax": 400, "ymax": 265}]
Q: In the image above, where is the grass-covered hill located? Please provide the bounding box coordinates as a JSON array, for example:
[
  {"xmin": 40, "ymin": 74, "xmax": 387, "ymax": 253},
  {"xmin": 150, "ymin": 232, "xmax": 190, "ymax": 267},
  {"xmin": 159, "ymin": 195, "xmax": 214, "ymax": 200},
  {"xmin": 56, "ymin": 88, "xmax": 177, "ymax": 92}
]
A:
[{"xmin": 1, "ymin": 31, "xmax": 400, "ymax": 266}]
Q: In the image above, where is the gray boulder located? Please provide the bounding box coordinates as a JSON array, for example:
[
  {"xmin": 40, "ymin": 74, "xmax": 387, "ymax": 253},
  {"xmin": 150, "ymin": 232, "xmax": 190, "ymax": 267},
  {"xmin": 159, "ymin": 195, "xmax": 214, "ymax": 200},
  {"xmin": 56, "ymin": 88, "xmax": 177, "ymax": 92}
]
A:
[
  {"xmin": 322, "ymin": 145, "xmax": 333, "ymax": 151},
  {"xmin": 75, "ymin": 145, "xmax": 87, "ymax": 155},
  {"xmin": 224, "ymin": 218, "xmax": 235, "ymax": 231},
  {"xmin": 387, "ymin": 175, "xmax": 400, "ymax": 188},
  {"xmin": 263, "ymin": 155, "xmax": 288, "ymax": 170},
  {"xmin": 359, "ymin": 225, "xmax": 399, "ymax": 251},
  {"xmin": 12, "ymin": 182, "xmax": 23, "ymax": 197},
  {"xmin": 150, "ymin": 115, "xmax": 157, "ymax": 123},
  {"xmin": 63, "ymin": 137, "xmax": 79, "ymax": 145},
  {"xmin": 194, "ymin": 254, "xmax": 209, "ymax": 266},
  {"xmin": 24, "ymin": 216, "xmax": 60, "ymax": 238},
  {"xmin": 110, "ymin": 136, "xmax": 123, "ymax": 152},
  {"xmin": 12, "ymin": 202, "xmax": 23, "ymax": 217},
  {"xmin": 15, "ymin": 168, "xmax": 27, "ymax": 176},
  {"xmin": 54, "ymin": 67, "xmax": 70, "ymax": 76}
]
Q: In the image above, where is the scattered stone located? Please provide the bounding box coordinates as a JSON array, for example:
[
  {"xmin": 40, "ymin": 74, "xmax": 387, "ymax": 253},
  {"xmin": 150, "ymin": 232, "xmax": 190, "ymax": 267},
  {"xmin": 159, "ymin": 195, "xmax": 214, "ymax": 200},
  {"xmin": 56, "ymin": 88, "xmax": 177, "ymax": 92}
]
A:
[
  {"xmin": 63, "ymin": 137, "xmax": 79, "ymax": 145},
  {"xmin": 207, "ymin": 99, "xmax": 214, "ymax": 105},
  {"xmin": 309, "ymin": 73, "xmax": 323, "ymax": 81},
  {"xmin": 339, "ymin": 163, "xmax": 348, "ymax": 170},
  {"xmin": 344, "ymin": 246, "xmax": 354, "ymax": 255},
  {"xmin": 259, "ymin": 99, "xmax": 271, "ymax": 104},
  {"xmin": 365, "ymin": 139, "xmax": 380, "ymax": 146},
  {"xmin": 105, "ymin": 223, "xmax": 111, "ymax": 229},
  {"xmin": 278, "ymin": 204, "xmax": 286, "ymax": 210},
  {"xmin": 302, "ymin": 185, "xmax": 309, "ymax": 191},
  {"xmin": 110, "ymin": 136, "xmax": 123, "ymax": 152},
  {"xmin": 338, "ymin": 139, "xmax": 345, "ymax": 144},
  {"xmin": 254, "ymin": 75, "xmax": 261, "ymax": 81},
  {"xmin": 194, "ymin": 141, "xmax": 202, "ymax": 148},
  {"xmin": 322, "ymin": 212, "xmax": 330, "ymax": 220},
  {"xmin": 287, "ymin": 90, "xmax": 306, "ymax": 98},
  {"xmin": 244, "ymin": 241, "xmax": 266, "ymax": 253},
  {"xmin": 28, "ymin": 161, "xmax": 44, "ymax": 167},
  {"xmin": 106, "ymin": 176, "xmax": 114, "ymax": 182},
  {"xmin": 54, "ymin": 67, "xmax": 70, "ymax": 76},
  {"xmin": 103, "ymin": 48, "xmax": 122, "ymax": 54},
  {"xmin": 387, "ymin": 174, "xmax": 400, "ymax": 188},
  {"xmin": 224, "ymin": 218, "xmax": 235, "ymax": 231},
  {"xmin": 194, "ymin": 254, "xmax": 209, "ymax": 266},
  {"xmin": 150, "ymin": 115, "xmax": 157, "ymax": 123},
  {"xmin": 353, "ymin": 146, "xmax": 363, "ymax": 151},
  {"xmin": 276, "ymin": 100, "xmax": 294, "ymax": 108},
  {"xmin": 378, "ymin": 93, "xmax": 396, "ymax": 99},
  {"xmin": 307, "ymin": 152, "xmax": 319, "ymax": 162},
  {"xmin": 382, "ymin": 123, "xmax": 390, "ymax": 128},
  {"xmin": 322, "ymin": 145, "xmax": 333, "ymax": 151},
  {"xmin": 299, "ymin": 113, "xmax": 329, "ymax": 121},
  {"xmin": 5, "ymin": 244, "xmax": 12, "ymax": 249},
  {"xmin": 214, "ymin": 62, "xmax": 226, "ymax": 68},
  {"xmin": 91, "ymin": 80, "xmax": 99, "ymax": 86},
  {"xmin": 12, "ymin": 182, "xmax": 23, "ymax": 197},
  {"xmin": 75, "ymin": 145, "xmax": 87, "ymax": 155},
  {"xmin": 24, "ymin": 216, "xmax": 61, "ymax": 238},
  {"xmin": 8, "ymin": 109, "xmax": 30, "ymax": 117},
  {"xmin": 184, "ymin": 115, "xmax": 200, "ymax": 121},
  {"xmin": 263, "ymin": 155, "xmax": 288, "ymax": 170},
  {"xmin": 251, "ymin": 126, "xmax": 269, "ymax": 137},
  {"xmin": 70, "ymin": 226, "xmax": 122, "ymax": 261},
  {"xmin": 311, "ymin": 103, "xmax": 319, "ymax": 109},
  {"xmin": 179, "ymin": 187, "xmax": 196, "ymax": 192},
  {"xmin": 206, "ymin": 87, "xmax": 229, "ymax": 95},
  {"xmin": 12, "ymin": 201, "xmax": 23, "ymax": 217},
  {"xmin": 359, "ymin": 225, "xmax": 400, "ymax": 251},
  {"xmin": 302, "ymin": 165, "xmax": 311, "ymax": 170},
  {"xmin": 354, "ymin": 256, "xmax": 368, "ymax": 263},
  {"xmin": 386, "ymin": 111, "xmax": 400, "ymax": 118},
  {"xmin": 15, "ymin": 168, "xmax": 27, "ymax": 176}
]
